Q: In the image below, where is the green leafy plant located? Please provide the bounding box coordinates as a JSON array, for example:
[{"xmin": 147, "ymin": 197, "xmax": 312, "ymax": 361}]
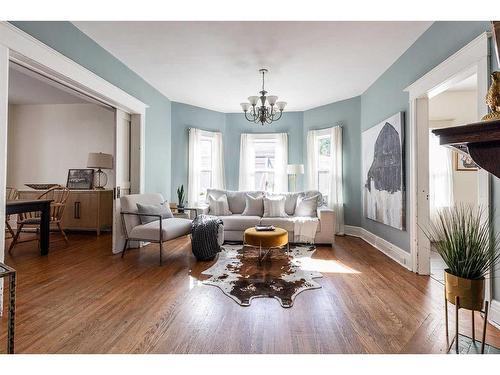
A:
[
  {"xmin": 177, "ymin": 185, "xmax": 185, "ymax": 206},
  {"xmin": 424, "ymin": 205, "xmax": 500, "ymax": 280}
]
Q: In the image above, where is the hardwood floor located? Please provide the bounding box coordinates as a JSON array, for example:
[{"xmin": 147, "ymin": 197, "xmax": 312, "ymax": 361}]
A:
[{"xmin": 1, "ymin": 232, "xmax": 499, "ymax": 354}]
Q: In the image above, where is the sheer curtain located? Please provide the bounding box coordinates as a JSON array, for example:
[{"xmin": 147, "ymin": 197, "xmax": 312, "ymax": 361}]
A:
[
  {"xmin": 429, "ymin": 131, "xmax": 454, "ymax": 217},
  {"xmin": 188, "ymin": 128, "xmax": 225, "ymax": 205},
  {"xmin": 274, "ymin": 133, "xmax": 288, "ymax": 192},
  {"xmin": 306, "ymin": 130, "xmax": 319, "ymax": 190},
  {"xmin": 329, "ymin": 126, "xmax": 344, "ymax": 235},
  {"xmin": 188, "ymin": 128, "xmax": 201, "ymax": 205},
  {"xmin": 306, "ymin": 126, "xmax": 344, "ymax": 235},
  {"xmin": 238, "ymin": 133, "xmax": 255, "ymax": 191},
  {"xmin": 212, "ymin": 131, "xmax": 225, "ymax": 190}
]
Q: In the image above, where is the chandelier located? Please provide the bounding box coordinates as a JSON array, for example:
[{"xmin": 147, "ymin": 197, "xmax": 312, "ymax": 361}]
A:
[{"xmin": 240, "ymin": 68, "xmax": 287, "ymax": 126}]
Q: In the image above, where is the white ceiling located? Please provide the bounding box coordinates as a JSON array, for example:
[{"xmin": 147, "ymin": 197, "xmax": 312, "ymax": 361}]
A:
[
  {"xmin": 74, "ymin": 21, "xmax": 433, "ymax": 112},
  {"xmin": 9, "ymin": 63, "xmax": 93, "ymax": 105}
]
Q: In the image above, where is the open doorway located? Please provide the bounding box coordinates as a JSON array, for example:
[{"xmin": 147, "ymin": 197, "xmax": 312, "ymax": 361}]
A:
[
  {"xmin": 6, "ymin": 62, "xmax": 116, "ymax": 253},
  {"xmin": 428, "ymin": 74, "xmax": 479, "ymax": 283}
]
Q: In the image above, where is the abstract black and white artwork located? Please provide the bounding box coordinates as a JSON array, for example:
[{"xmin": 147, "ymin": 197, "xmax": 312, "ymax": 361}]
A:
[{"xmin": 362, "ymin": 112, "xmax": 405, "ymax": 230}]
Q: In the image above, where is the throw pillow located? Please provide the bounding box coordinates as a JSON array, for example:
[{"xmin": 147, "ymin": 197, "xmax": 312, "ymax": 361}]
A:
[
  {"xmin": 208, "ymin": 194, "xmax": 232, "ymax": 216},
  {"xmin": 136, "ymin": 203, "xmax": 173, "ymax": 225},
  {"xmin": 294, "ymin": 194, "xmax": 319, "ymax": 217},
  {"xmin": 242, "ymin": 194, "xmax": 264, "ymax": 216},
  {"xmin": 263, "ymin": 195, "xmax": 287, "ymax": 217}
]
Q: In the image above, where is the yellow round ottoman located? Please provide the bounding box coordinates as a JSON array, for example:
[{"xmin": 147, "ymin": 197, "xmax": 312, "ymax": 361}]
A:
[{"xmin": 243, "ymin": 227, "xmax": 289, "ymax": 263}]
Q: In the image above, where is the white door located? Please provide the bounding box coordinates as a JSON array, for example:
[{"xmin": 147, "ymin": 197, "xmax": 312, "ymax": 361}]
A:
[
  {"xmin": 416, "ymin": 97, "xmax": 431, "ymax": 275},
  {"xmin": 112, "ymin": 109, "xmax": 131, "ymax": 253}
]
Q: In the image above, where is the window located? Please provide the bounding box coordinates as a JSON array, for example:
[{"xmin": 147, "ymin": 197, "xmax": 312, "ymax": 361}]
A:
[
  {"xmin": 188, "ymin": 128, "xmax": 225, "ymax": 205},
  {"xmin": 317, "ymin": 132, "xmax": 332, "ymax": 204},
  {"xmin": 239, "ymin": 133, "xmax": 288, "ymax": 192},
  {"xmin": 254, "ymin": 138, "xmax": 277, "ymax": 191},
  {"xmin": 199, "ymin": 136, "xmax": 214, "ymax": 199}
]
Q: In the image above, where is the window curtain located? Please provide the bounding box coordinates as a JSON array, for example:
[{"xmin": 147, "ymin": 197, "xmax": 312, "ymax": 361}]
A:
[
  {"xmin": 188, "ymin": 128, "xmax": 201, "ymax": 205},
  {"xmin": 212, "ymin": 131, "xmax": 225, "ymax": 190},
  {"xmin": 274, "ymin": 133, "xmax": 288, "ymax": 193},
  {"xmin": 306, "ymin": 130, "xmax": 319, "ymax": 190},
  {"xmin": 238, "ymin": 133, "xmax": 256, "ymax": 191},
  {"xmin": 306, "ymin": 127, "xmax": 344, "ymax": 235},
  {"xmin": 429, "ymin": 131, "xmax": 453, "ymax": 218},
  {"xmin": 188, "ymin": 128, "xmax": 225, "ymax": 205},
  {"xmin": 329, "ymin": 126, "xmax": 344, "ymax": 235}
]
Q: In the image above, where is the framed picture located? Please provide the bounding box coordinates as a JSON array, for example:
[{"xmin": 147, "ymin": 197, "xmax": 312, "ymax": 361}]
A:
[
  {"xmin": 66, "ymin": 169, "xmax": 94, "ymax": 190},
  {"xmin": 362, "ymin": 112, "xmax": 405, "ymax": 230},
  {"xmin": 455, "ymin": 152, "xmax": 478, "ymax": 171}
]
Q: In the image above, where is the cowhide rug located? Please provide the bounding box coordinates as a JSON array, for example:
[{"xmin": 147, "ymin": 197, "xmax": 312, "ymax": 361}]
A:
[{"xmin": 202, "ymin": 243, "xmax": 322, "ymax": 307}]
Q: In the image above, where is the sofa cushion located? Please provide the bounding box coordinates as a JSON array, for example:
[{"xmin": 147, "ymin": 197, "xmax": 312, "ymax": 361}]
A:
[
  {"xmin": 206, "ymin": 189, "xmax": 264, "ymax": 214},
  {"xmin": 242, "ymin": 194, "xmax": 264, "ymax": 216},
  {"xmin": 294, "ymin": 194, "xmax": 319, "ymax": 217},
  {"xmin": 221, "ymin": 215, "xmax": 261, "ymax": 231},
  {"xmin": 208, "ymin": 194, "xmax": 232, "ymax": 216},
  {"xmin": 136, "ymin": 203, "xmax": 173, "ymax": 224},
  {"xmin": 268, "ymin": 192, "xmax": 302, "ymax": 215},
  {"xmin": 263, "ymin": 195, "xmax": 287, "ymax": 217},
  {"xmin": 129, "ymin": 218, "xmax": 192, "ymax": 242},
  {"xmin": 121, "ymin": 193, "xmax": 165, "ymax": 236}
]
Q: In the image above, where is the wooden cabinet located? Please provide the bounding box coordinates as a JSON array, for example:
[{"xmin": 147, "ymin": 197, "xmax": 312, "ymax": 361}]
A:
[{"xmin": 18, "ymin": 189, "xmax": 113, "ymax": 235}]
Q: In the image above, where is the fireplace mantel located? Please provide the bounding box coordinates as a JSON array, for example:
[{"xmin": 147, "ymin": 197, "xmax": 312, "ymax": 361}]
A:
[{"xmin": 431, "ymin": 119, "xmax": 500, "ymax": 179}]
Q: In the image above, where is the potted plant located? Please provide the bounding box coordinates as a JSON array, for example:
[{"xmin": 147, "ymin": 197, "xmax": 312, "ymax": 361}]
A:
[
  {"xmin": 425, "ymin": 205, "xmax": 500, "ymax": 310},
  {"xmin": 177, "ymin": 185, "xmax": 186, "ymax": 213}
]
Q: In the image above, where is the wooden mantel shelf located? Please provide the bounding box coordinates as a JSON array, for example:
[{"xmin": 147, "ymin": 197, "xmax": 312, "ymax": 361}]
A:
[{"xmin": 432, "ymin": 119, "xmax": 500, "ymax": 179}]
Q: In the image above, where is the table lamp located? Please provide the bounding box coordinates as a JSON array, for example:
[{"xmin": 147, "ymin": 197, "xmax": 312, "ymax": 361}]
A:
[
  {"xmin": 287, "ymin": 164, "xmax": 304, "ymax": 192},
  {"xmin": 87, "ymin": 152, "xmax": 113, "ymax": 189}
]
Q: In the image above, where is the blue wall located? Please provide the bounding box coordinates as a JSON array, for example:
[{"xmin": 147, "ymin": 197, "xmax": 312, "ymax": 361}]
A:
[
  {"xmin": 171, "ymin": 102, "xmax": 226, "ymax": 198},
  {"xmin": 224, "ymin": 112, "xmax": 304, "ymax": 191},
  {"xmin": 10, "ymin": 21, "xmax": 173, "ymax": 199},
  {"xmin": 303, "ymin": 96, "xmax": 361, "ymax": 226},
  {"xmin": 360, "ymin": 21, "xmax": 492, "ymax": 252}
]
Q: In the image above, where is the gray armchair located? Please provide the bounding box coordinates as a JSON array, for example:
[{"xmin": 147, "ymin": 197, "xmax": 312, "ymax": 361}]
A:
[{"xmin": 120, "ymin": 193, "xmax": 192, "ymax": 265}]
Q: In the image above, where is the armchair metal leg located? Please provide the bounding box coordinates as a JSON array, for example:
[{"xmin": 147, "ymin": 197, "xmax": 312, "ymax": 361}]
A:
[{"xmin": 121, "ymin": 239, "xmax": 129, "ymax": 258}]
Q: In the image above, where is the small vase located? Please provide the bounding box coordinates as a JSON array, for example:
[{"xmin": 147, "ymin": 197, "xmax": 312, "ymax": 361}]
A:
[{"xmin": 444, "ymin": 269, "xmax": 484, "ymax": 310}]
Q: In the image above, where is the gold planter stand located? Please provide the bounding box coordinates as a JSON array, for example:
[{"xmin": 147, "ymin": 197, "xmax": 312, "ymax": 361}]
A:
[{"xmin": 444, "ymin": 270, "xmax": 489, "ymax": 354}]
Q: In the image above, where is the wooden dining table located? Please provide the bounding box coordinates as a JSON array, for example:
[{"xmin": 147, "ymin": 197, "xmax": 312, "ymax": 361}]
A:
[{"xmin": 6, "ymin": 199, "xmax": 53, "ymax": 255}]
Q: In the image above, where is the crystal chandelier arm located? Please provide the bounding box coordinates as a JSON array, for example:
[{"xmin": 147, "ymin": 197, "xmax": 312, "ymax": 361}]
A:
[
  {"xmin": 244, "ymin": 110, "xmax": 257, "ymax": 122},
  {"xmin": 272, "ymin": 110, "xmax": 284, "ymax": 122}
]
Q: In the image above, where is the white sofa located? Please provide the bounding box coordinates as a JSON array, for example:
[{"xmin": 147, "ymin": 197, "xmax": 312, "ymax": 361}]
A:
[{"xmin": 202, "ymin": 189, "xmax": 336, "ymax": 246}]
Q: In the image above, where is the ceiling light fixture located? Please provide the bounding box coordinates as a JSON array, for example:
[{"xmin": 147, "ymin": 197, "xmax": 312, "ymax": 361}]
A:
[{"xmin": 240, "ymin": 68, "xmax": 287, "ymax": 126}]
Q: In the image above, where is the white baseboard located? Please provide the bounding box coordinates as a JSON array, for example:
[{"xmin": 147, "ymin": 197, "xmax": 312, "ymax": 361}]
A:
[
  {"xmin": 489, "ymin": 299, "xmax": 500, "ymax": 329},
  {"xmin": 344, "ymin": 225, "xmax": 412, "ymax": 271}
]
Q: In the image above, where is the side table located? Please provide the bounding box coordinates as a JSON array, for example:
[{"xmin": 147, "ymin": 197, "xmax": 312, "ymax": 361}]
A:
[{"xmin": 0, "ymin": 262, "xmax": 16, "ymax": 354}]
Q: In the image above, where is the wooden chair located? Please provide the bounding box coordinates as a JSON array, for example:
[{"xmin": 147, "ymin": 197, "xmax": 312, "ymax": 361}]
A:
[
  {"xmin": 5, "ymin": 187, "xmax": 18, "ymax": 238},
  {"xmin": 9, "ymin": 185, "xmax": 70, "ymax": 254}
]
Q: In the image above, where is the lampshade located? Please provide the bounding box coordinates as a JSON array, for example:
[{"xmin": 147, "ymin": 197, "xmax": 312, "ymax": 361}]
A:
[
  {"xmin": 267, "ymin": 95, "xmax": 278, "ymax": 106},
  {"xmin": 276, "ymin": 101, "xmax": 287, "ymax": 111},
  {"xmin": 87, "ymin": 152, "xmax": 113, "ymax": 169},
  {"xmin": 248, "ymin": 96, "xmax": 259, "ymax": 106},
  {"xmin": 287, "ymin": 164, "xmax": 304, "ymax": 175},
  {"xmin": 240, "ymin": 102, "xmax": 250, "ymax": 111}
]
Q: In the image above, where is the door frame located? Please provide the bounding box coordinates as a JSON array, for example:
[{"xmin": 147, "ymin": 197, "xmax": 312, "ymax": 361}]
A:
[
  {"xmin": 0, "ymin": 22, "xmax": 148, "ymax": 266},
  {"xmin": 404, "ymin": 33, "xmax": 490, "ymax": 293}
]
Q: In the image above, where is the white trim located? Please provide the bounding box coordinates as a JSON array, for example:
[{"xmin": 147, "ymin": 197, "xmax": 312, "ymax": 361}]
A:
[
  {"xmin": 0, "ymin": 44, "xmax": 8, "ymax": 313},
  {"xmin": 344, "ymin": 225, "xmax": 412, "ymax": 271},
  {"xmin": 0, "ymin": 22, "xmax": 148, "ymax": 115},
  {"xmin": 404, "ymin": 32, "xmax": 490, "ymax": 278},
  {"xmin": 404, "ymin": 32, "xmax": 489, "ymax": 100},
  {"xmin": 489, "ymin": 299, "xmax": 500, "ymax": 329}
]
